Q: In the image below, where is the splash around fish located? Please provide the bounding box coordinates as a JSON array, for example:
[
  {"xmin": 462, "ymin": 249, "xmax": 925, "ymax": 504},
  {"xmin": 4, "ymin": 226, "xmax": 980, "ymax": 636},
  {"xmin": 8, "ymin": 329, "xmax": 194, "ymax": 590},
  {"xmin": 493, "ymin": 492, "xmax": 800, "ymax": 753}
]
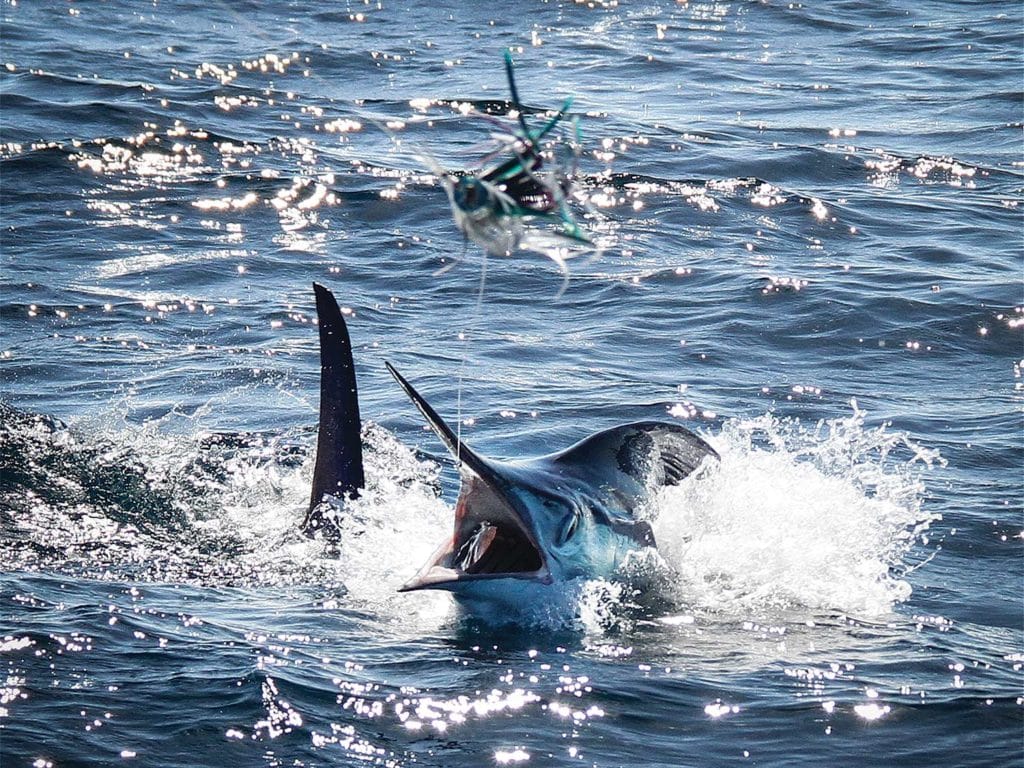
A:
[
  {"xmin": 305, "ymin": 282, "xmax": 720, "ymax": 614},
  {"xmin": 0, "ymin": 282, "xmax": 940, "ymax": 632}
]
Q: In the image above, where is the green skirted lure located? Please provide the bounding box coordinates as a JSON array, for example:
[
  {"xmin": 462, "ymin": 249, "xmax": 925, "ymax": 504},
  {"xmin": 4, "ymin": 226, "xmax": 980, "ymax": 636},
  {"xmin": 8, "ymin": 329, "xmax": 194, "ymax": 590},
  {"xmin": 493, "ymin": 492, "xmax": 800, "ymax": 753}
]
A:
[{"xmin": 442, "ymin": 51, "xmax": 593, "ymax": 264}]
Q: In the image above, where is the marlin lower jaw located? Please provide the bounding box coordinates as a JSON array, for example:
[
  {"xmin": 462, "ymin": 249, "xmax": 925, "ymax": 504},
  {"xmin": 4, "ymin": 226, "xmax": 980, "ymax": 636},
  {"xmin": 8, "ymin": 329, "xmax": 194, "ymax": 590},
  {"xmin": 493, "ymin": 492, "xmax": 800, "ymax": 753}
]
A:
[
  {"xmin": 398, "ymin": 526, "xmax": 552, "ymax": 592},
  {"xmin": 398, "ymin": 558, "xmax": 553, "ymax": 593}
]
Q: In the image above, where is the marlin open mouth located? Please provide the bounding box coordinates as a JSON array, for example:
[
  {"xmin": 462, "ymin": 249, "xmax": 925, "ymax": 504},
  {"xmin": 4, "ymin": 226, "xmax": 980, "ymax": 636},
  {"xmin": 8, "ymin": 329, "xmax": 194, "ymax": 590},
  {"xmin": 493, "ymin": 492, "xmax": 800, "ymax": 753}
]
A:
[{"xmin": 399, "ymin": 474, "xmax": 550, "ymax": 592}]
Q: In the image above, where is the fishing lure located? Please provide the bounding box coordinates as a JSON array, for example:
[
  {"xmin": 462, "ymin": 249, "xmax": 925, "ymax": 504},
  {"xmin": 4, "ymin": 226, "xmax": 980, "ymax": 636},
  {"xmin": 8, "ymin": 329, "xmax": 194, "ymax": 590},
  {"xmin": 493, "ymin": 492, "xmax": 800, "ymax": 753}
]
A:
[{"xmin": 436, "ymin": 52, "xmax": 595, "ymax": 273}]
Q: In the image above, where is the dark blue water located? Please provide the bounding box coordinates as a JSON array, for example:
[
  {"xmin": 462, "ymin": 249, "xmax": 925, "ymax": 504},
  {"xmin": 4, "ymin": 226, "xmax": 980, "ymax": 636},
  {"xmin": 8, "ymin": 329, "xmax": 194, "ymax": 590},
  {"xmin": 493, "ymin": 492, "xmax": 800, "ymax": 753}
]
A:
[{"xmin": 2, "ymin": 1, "xmax": 1021, "ymax": 766}]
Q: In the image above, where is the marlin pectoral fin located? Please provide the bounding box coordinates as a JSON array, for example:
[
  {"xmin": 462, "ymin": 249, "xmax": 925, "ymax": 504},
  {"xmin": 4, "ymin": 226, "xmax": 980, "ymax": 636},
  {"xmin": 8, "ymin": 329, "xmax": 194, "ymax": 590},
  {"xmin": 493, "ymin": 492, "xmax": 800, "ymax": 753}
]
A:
[
  {"xmin": 553, "ymin": 421, "xmax": 718, "ymax": 492},
  {"xmin": 304, "ymin": 283, "xmax": 364, "ymax": 533},
  {"xmin": 630, "ymin": 421, "xmax": 719, "ymax": 485}
]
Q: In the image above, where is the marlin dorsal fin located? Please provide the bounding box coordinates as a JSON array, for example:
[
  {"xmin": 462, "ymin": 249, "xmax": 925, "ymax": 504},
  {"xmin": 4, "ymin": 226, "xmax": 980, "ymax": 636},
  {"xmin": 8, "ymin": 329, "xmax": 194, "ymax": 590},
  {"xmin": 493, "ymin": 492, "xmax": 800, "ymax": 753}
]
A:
[{"xmin": 305, "ymin": 283, "xmax": 364, "ymax": 529}]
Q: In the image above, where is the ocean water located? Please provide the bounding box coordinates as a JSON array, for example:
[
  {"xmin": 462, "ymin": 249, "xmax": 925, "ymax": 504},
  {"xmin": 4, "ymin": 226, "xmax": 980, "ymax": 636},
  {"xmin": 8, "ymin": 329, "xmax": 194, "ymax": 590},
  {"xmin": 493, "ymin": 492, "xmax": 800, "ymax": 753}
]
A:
[{"xmin": 1, "ymin": 1, "xmax": 1021, "ymax": 766}]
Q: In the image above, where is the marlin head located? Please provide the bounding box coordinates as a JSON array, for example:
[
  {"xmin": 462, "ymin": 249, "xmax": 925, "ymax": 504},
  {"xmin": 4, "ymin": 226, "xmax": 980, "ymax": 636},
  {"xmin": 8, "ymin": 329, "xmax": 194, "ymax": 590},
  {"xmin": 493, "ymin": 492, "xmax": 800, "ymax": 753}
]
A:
[{"xmin": 386, "ymin": 363, "xmax": 719, "ymax": 597}]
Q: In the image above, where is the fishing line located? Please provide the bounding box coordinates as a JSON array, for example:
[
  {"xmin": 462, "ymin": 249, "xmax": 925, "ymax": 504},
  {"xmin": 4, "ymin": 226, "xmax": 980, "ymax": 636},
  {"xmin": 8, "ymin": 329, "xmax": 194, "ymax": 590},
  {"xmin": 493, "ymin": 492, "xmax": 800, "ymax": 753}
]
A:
[{"xmin": 454, "ymin": 236, "xmax": 490, "ymax": 464}]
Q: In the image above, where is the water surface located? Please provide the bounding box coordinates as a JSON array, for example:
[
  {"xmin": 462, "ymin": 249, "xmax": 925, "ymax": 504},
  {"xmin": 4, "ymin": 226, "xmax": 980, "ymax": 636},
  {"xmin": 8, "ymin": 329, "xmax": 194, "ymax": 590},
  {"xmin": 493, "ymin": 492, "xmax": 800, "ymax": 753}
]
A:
[{"xmin": 1, "ymin": 1, "xmax": 1021, "ymax": 766}]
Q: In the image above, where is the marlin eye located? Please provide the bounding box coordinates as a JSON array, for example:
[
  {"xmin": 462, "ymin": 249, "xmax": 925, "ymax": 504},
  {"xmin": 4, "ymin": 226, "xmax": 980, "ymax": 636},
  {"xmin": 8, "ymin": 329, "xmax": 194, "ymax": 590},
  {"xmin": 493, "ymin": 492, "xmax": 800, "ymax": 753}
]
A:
[
  {"xmin": 454, "ymin": 177, "xmax": 491, "ymax": 212},
  {"xmin": 559, "ymin": 512, "xmax": 580, "ymax": 545}
]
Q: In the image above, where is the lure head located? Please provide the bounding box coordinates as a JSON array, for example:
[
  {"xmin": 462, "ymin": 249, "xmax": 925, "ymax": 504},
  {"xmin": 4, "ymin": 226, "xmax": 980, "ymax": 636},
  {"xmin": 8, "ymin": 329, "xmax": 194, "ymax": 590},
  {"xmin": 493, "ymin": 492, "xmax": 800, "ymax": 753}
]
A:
[{"xmin": 452, "ymin": 176, "xmax": 494, "ymax": 213}]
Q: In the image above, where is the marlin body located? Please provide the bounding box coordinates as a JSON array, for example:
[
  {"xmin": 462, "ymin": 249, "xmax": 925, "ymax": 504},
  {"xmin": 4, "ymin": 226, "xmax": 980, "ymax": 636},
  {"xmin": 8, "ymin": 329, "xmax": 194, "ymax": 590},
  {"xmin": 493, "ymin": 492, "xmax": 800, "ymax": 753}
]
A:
[{"xmin": 305, "ymin": 283, "xmax": 719, "ymax": 600}]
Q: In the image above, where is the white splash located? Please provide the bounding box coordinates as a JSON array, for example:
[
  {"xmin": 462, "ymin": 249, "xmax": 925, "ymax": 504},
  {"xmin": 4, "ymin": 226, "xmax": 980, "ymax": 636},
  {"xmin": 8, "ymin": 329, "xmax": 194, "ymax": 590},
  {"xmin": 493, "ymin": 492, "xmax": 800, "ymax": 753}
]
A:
[
  {"xmin": 651, "ymin": 403, "xmax": 942, "ymax": 617},
  {"xmin": 5, "ymin": 399, "xmax": 941, "ymax": 631}
]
